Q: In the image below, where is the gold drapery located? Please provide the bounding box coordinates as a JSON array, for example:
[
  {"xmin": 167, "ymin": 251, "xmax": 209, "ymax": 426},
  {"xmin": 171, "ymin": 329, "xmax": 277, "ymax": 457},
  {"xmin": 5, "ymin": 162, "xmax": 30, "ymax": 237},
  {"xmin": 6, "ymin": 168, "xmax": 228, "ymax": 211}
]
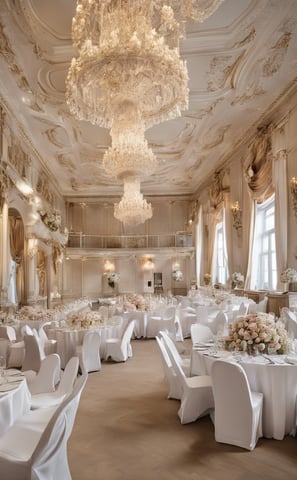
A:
[
  {"xmin": 244, "ymin": 125, "xmax": 274, "ymax": 203},
  {"xmin": 8, "ymin": 216, "xmax": 24, "ymax": 262}
]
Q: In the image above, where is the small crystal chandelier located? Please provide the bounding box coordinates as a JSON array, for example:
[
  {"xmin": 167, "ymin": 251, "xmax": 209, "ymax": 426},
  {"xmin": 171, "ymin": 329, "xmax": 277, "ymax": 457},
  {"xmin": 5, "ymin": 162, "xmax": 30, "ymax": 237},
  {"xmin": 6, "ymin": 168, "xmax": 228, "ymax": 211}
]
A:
[
  {"xmin": 103, "ymin": 111, "xmax": 157, "ymax": 181},
  {"xmin": 114, "ymin": 179, "xmax": 153, "ymax": 226}
]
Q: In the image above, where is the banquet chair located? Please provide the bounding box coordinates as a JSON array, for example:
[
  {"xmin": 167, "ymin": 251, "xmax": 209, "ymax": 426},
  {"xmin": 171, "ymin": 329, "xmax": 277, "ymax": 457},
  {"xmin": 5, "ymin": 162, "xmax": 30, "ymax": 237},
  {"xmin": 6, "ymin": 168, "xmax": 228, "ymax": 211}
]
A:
[
  {"xmin": 196, "ymin": 306, "xmax": 209, "ymax": 325},
  {"xmin": 0, "ymin": 325, "xmax": 25, "ymax": 368},
  {"xmin": 235, "ymin": 302, "xmax": 249, "ymax": 318},
  {"xmin": 23, "ymin": 353, "xmax": 61, "ymax": 395},
  {"xmin": 248, "ymin": 297, "xmax": 268, "ymax": 314},
  {"xmin": 166, "ymin": 342, "xmax": 214, "ymax": 424},
  {"xmin": 38, "ymin": 322, "xmax": 57, "ymax": 355},
  {"xmin": 21, "ymin": 324, "xmax": 35, "ymax": 337},
  {"xmin": 30, "ymin": 356, "xmax": 79, "ymax": 410},
  {"xmin": 21, "ymin": 333, "xmax": 45, "ymax": 373},
  {"xmin": 155, "ymin": 335, "xmax": 181, "ymax": 400},
  {"xmin": 211, "ymin": 360, "xmax": 263, "ymax": 450},
  {"xmin": 146, "ymin": 314, "xmax": 177, "ymax": 340},
  {"xmin": 282, "ymin": 308, "xmax": 297, "ymax": 338},
  {"xmin": 0, "ymin": 373, "xmax": 87, "ymax": 480},
  {"xmin": 190, "ymin": 324, "xmax": 214, "ymax": 345},
  {"xmin": 159, "ymin": 330, "xmax": 191, "ymax": 377},
  {"xmin": 105, "ymin": 320, "xmax": 135, "ymax": 362},
  {"xmin": 209, "ymin": 311, "xmax": 228, "ymax": 336},
  {"xmin": 124, "ymin": 311, "xmax": 146, "ymax": 338},
  {"xmin": 75, "ymin": 330, "xmax": 101, "ymax": 373},
  {"xmin": 98, "ymin": 305, "xmax": 109, "ymax": 322}
]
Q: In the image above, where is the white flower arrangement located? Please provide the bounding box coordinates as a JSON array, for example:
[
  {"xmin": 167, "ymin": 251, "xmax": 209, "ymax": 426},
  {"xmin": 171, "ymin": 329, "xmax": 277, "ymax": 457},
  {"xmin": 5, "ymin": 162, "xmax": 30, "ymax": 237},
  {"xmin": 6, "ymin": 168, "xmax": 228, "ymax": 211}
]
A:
[
  {"xmin": 172, "ymin": 269, "xmax": 183, "ymax": 282},
  {"xmin": 280, "ymin": 268, "xmax": 297, "ymax": 283},
  {"xmin": 107, "ymin": 272, "xmax": 120, "ymax": 288},
  {"xmin": 225, "ymin": 313, "xmax": 290, "ymax": 355},
  {"xmin": 68, "ymin": 311, "xmax": 104, "ymax": 329}
]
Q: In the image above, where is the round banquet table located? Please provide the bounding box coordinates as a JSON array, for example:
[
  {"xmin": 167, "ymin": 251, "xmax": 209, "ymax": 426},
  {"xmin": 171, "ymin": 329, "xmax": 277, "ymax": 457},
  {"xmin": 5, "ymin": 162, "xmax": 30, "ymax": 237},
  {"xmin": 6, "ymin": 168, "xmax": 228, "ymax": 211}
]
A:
[
  {"xmin": 191, "ymin": 348, "xmax": 297, "ymax": 440},
  {"xmin": 49, "ymin": 325, "xmax": 123, "ymax": 368},
  {"xmin": 0, "ymin": 372, "xmax": 31, "ymax": 435}
]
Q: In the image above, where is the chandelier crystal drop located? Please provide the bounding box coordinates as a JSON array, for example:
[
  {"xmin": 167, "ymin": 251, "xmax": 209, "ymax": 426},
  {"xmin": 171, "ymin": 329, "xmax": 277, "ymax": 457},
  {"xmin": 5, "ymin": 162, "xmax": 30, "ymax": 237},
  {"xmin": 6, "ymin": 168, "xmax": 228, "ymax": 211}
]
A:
[{"xmin": 114, "ymin": 180, "xmax": 153, "ymax": 226}]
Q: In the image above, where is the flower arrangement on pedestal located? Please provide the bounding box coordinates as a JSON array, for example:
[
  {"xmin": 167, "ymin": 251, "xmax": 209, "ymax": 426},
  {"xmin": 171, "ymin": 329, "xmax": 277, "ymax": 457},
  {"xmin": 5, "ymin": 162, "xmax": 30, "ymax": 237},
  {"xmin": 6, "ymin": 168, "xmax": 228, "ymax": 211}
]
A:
[
  {"xmin": 203, "ymin": 273, "xmax": 211, "ymax": 286},
  {"xmin": 107, "ymin": 272, "xmax": 120, "ymax": 289},
  {"xmin": 172, "ymin": 269, "xmax": 183, "ymax": 282},
  {"xmin": 231, "ymin": 272, "xmax": 244, "ymax": 289},
  {"xmin": 225, "ymin": 312, "xmax": 290, "ymax": 355}
]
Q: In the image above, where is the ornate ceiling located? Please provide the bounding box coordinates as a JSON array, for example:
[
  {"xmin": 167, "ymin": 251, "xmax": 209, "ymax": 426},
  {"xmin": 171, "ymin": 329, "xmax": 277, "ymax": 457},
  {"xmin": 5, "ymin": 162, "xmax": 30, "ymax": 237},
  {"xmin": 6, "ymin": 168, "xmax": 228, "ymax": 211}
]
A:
[{"xmin": 0, "ymin": 0, "xmax": 297, "ymax": 198}]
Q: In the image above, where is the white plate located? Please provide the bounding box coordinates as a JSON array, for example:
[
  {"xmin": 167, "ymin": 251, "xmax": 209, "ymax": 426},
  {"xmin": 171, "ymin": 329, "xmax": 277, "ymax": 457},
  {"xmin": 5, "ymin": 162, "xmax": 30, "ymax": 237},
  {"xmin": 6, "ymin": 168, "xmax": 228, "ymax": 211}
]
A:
[{"xmin": 0, "ymin": 382, "xmax": 20, "ymax": 393}]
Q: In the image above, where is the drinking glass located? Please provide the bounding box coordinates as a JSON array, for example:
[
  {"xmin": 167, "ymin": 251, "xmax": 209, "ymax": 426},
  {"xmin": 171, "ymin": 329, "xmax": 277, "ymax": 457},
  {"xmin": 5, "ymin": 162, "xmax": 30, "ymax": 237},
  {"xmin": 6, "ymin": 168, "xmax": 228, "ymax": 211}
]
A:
[{"xmin": 0, "ymin": 356, "xmax": 7, "ymax": 384}]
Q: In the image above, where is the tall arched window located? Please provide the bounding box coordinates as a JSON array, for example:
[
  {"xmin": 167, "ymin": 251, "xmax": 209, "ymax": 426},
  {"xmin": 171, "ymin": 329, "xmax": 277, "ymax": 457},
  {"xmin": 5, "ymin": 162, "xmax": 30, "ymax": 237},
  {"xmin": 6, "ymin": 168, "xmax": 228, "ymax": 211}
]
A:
[{"xmin": 250, "ymin": 194, "xmax": 276, "ymax": 290}]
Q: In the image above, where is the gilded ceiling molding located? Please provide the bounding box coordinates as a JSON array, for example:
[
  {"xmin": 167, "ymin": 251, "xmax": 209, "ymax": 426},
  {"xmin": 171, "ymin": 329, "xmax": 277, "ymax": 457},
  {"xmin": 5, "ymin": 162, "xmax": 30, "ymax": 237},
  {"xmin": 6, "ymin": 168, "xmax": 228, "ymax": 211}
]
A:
[
  {"xmin": 36, "ymin": 172, "xmax": 55, "ymax": 206},
  {"xmin": 8, "ymin": 139, "xmax": 30, "ymax": 177},
  {"xmin": 209, "ymin": 170, "xmax": 225, "ymax": 210}
]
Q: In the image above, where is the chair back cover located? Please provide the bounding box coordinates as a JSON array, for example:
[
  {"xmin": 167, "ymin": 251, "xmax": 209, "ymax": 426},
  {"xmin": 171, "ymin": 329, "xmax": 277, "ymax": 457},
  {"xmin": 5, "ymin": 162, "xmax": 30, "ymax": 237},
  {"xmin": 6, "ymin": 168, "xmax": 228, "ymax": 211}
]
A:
[
  {"xmin": 0, "ymin": 325, "xmax": 17, "ymax": 342},
  {"xmin": 155, "ymin": 335, "xmax": 181, "ymax": 400},
  {"xmin": 57, "ymin": 356, "xmax": 79, "ymax": 396},
  {"xmin": 81, "ymin": 331, "xmax": 101, "ymax": 373},
  {"xmin": 190, "ymin": 324, "xmax": 213, "ymax": 344},
  {"xmin": 211, "ymin": 360, "xmax": 262, "ymax": 450},
  {"xmin": 26, "ymin": 353, "xmax": 61, "ymax": 394},
  {"xmin": 22, "ymin": 334, "xmax": 45, "ymax": 372}
]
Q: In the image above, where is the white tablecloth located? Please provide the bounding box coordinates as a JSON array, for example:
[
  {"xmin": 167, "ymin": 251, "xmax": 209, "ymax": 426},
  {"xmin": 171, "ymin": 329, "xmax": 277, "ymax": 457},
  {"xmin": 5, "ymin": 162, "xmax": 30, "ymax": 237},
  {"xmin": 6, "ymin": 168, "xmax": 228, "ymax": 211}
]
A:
[
  {"xmin": 0, "ymin": 373, "xmax": 31, "ymax": 435},
  {"xmin": 49, "ymin": 325, "xmax": 122, "ymax": 368},
  {"xmin": 191, "ymin": 349, "xmax": 297, "ymax": 440}
]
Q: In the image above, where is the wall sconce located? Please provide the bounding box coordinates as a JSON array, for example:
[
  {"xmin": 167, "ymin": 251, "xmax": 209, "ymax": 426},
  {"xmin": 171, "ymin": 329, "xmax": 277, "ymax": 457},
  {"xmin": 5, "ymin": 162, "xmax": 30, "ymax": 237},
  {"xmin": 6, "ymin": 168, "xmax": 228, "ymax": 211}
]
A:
[
  {"xmin": 231, "ymin": 201, "xmax": 242, "ymax": 230},
  {"xmin": 104, "ymin": 259, "xmax": 115, "ymax": 272},
  {"xmin": 290, "ymin": 177, "xmax": 297, "ymax": 217},
  {"xmin": 143, "ymin": 257, "xmax": 154, "ymax": 271}
]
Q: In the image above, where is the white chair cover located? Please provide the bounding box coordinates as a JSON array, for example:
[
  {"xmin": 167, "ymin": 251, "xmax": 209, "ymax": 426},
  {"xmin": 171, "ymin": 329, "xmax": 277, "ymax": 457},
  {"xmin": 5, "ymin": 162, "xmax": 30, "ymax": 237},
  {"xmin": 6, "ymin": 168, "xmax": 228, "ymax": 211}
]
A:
[
  {"xmin": 21, "ymin": 334, "xmax": 45, "ymax": 373},
  {"xmin": 190, "ymin": 324, "xmax": 214, "ymax": 344},
  {"xmin": 30, "ymin": 356, "xmax": 79, "ymax": 410},
  {"xmin": 282, "ymin": 308, "xmax": 297, "ymax": 338},
  {"xmin": 24, "ymin": 353, "xmax": 61, "ymax": 395},
  {"xmin": 159, "ymin": 330, "xmax": 191, "ymax": 377},
  {"xmin": 75, "ymin": 330, "xmax": 101, "ymax": 373},
  {"xmin": 0, "ymin": 373, "xmax": 87, "ymax": 480},
  {"xmin": 211, "ymin": 359, "xmax": 263, "ymax": 450},
  {"xmin": 38, "ymin": 323, "xmax": 57, "ymax": 355},
  {"xmin": 166, "ymin": 342, "xmax": 214, "ymax": 424},
  {"xmin": 155, "ymin": 336, "xmax": 181, "ymax": 400},
  {"xmin": 209, "ymin": 311, "xmax": 228, "ymax": 336},
  {"xmin": 105, "ymin": 320, "xmax": 135, "ymax": 362}
]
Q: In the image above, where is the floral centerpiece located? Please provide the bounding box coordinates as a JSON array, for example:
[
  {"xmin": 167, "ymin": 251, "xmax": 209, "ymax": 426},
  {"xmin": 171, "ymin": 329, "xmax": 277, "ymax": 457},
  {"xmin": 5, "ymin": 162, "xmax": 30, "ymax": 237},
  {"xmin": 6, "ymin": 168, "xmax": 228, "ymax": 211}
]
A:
[
  {"xmin": 225, "ymin": 312, "xmax": 290, "ymax": 355},
  {"xmin": 203, "ymin": 273, "xmax": 211, "ymax": 286},
  {"xmin": 231, "ymin": 272, "xmax": 244, "ymax": 288},
  {"xmin": 67, "ymin": 311, "xmax": 104, "ymax": 329},
  {"xmin": 124, "ymin": 294, "xmax": 150, "ymax": 311},
  {"xmin": 17, "ymin": 306, "xmax": 56, "ymax": 322},
  {"xmin": 280, "ymin": 268, "xmax": 297, "ymax": 283},
  {"xmin": 107, "ymin": 272, "xmax": 120, "ymax": 289},
  {"xmin": 172, "ymin": 269, "xmax": 183, "ymax": 282}
]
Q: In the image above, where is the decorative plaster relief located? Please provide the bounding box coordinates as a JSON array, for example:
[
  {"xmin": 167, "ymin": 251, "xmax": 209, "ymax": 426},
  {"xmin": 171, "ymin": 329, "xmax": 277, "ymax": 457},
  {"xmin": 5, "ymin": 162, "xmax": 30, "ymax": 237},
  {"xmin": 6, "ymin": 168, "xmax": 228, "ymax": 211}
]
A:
[
  {"xmin": 36, "ymin": 173, "xmax": 55, "ymax": 206},
  {"xmin": 200, "ymin": 125, "xmax": 230, "ymax": 150},
  {"xmin": 262, "ymin": 32, "xmax": 291, "ymax": 77},
  {"xmin": 207, "ymin": 52, "xmax": 245, "ymax": 92},
  {"xmin": 8, "ymin": 141, "xmax": 30, "ymax": 175}
]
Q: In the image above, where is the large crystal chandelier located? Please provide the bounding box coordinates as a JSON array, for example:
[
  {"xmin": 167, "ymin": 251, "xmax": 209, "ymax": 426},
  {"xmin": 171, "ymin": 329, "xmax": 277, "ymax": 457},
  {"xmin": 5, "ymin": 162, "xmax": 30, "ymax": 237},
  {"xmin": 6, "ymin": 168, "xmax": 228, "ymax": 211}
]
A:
[
  {"xmin": 66, "ymin": 0, "xmax": 225, "ymax": 225},
  {"xmin": 114, "ymin": 180, "xmax": 153, "ymax": 226}
]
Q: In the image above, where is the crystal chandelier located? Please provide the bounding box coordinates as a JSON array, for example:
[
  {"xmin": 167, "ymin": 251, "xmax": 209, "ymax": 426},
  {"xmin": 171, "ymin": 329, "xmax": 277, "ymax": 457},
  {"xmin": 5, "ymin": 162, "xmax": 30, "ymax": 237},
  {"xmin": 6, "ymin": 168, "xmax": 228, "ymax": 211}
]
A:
[
  {"xmin": 114, "ymin": 180, "xmax": 153, "ymax": 226},
  {"xmin": 66, "ymin": 0, "xmax": 225, "ymax": 225},
  {"xmin": 102, "ymin": 110, "xmax": 157, "ymax": 181}
]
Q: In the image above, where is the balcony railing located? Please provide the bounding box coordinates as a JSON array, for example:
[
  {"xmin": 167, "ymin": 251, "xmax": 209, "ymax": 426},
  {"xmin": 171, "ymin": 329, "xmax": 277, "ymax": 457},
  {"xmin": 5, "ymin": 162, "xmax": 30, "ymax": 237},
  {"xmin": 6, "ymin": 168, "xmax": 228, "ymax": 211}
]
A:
[{"xmin": 67, "ymin": 232, "xmax": 193, "ymax": 249}]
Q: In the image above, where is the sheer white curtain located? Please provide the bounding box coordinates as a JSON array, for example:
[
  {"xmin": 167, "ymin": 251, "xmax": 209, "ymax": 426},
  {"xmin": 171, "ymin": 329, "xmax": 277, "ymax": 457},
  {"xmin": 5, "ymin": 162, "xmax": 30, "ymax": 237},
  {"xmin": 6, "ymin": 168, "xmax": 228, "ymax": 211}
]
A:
[
  {"xmin": 244, "ymin": 200, "xmax": 256, "ymax": 290},
  {"xmin": 273, "ymin": 149, "xmax": 288, "ymax": 289},
  {"xmin": 195, "ymin": 206, "xmax": 203, "ymax": 287}
]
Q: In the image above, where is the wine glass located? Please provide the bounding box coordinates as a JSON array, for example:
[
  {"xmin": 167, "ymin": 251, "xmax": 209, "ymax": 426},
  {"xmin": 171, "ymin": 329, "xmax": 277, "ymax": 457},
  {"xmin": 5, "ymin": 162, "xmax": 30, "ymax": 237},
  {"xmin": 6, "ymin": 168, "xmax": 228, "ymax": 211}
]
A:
[{"xmin": 0, "ymin": 356, "xmax": 7, "ymax": 384}]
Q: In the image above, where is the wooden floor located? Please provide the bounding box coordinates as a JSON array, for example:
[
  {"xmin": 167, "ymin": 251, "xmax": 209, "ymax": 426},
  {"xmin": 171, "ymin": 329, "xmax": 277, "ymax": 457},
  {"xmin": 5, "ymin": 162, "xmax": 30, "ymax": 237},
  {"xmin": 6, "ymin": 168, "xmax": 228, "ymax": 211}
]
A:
[{"xmin": 68, "ymin": 338, "xmax": 297, "ymax": 480}]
